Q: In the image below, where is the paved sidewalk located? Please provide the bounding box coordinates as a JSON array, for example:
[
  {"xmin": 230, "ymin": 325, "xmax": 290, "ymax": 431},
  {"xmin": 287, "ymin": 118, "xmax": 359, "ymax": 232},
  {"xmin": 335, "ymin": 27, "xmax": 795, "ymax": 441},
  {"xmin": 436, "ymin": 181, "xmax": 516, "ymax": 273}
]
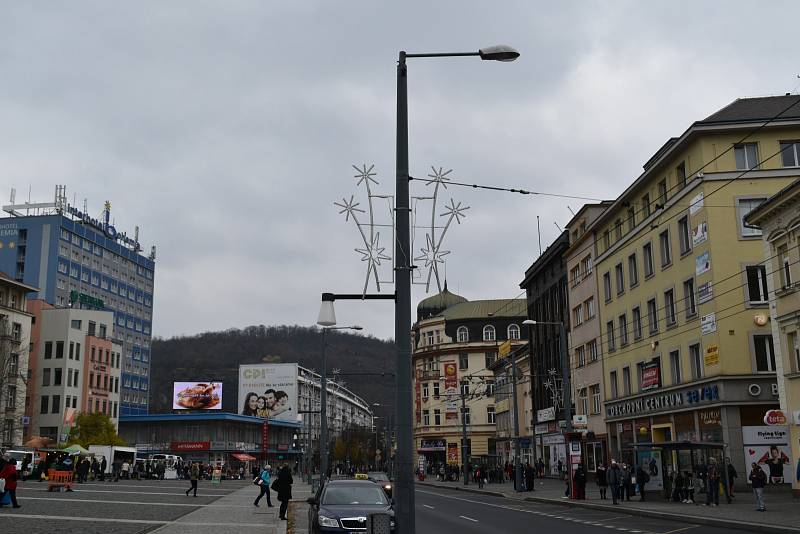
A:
[
  {"xmin": 418, "ymin": 477, "xmax": 800, "ymax": 533},
  {"xmin": 287, "ymin": 481, "xmax": 313, "ymax": 534},
  {"xmin": 144, "ymin": 481, "xmax": 295, "ymax": 534}
]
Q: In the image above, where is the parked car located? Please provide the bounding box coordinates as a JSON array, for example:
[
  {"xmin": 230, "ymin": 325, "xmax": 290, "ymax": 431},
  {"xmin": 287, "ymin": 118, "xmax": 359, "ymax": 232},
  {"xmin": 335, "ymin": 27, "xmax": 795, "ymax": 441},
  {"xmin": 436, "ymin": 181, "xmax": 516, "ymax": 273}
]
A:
[{"xmin": 307, "ymin": 479, "xmax": 395, "ymax": 533}]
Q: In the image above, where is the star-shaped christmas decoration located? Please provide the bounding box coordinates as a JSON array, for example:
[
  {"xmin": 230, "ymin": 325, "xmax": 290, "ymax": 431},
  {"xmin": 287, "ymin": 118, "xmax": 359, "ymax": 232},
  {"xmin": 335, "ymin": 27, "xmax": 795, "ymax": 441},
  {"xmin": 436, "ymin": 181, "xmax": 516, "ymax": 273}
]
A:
[
  {"xmin": 425, "ymin": 166, "xmax": 452, "ymax": 189},
  {"xmin": 353, "ymin": 164, "xmax": 379, "ymax": 188},
  {"xmin": 440, "ymin": 198, "xmax": 469, "ymax": 224},
  {"xmin": 334, "ymin": 195, "xmax": 365, "ymax": 222}
]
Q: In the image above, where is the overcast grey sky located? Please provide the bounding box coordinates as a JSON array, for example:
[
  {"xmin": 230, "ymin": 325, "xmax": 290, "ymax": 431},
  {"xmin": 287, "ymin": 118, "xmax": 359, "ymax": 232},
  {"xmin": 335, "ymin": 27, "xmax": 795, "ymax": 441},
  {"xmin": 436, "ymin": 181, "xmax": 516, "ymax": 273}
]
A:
[{"xmin": 1, "ymin": 1, "xmax": 798, "ymax": 340}]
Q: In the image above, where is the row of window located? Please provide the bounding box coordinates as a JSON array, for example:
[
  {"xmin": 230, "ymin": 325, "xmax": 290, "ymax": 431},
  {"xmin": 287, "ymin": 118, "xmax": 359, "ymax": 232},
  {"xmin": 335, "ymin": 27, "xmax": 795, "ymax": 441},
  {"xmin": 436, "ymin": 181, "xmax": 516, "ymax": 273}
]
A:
[
  {"xmin": 59, "ymin": 245, "xmax": 153, "ymax": 293},
  {"xmin": 419, "ymin": 378, "xmax": 496, "ymax": 400},
  {"xmin": 455, "ymin": 324, "xmax": 521, "ymax": 343},
  {"xmin": 0, "ymin": 289, "xmax": 24, "ymax": 311},
  {"xmin": 56, "ymin": 261, "xmax": 153, "ymax": 307},
  {"xmin": 421, "ymin": 406, "xmax": 492, "ymax": 426},
  {"xmin": 734, "ymin": 141, "xmax": 800, "ymax": 171},
  {"xmin": 577, "ymin": 384, "xmax": 602, "ymax": 415},
  {"xmin": 608, "ymin": 335, "xmax": 777, "ymax": 399},
  {"xmin": 574, "ymin": 339, "xmax": 600, "ymax": 367},
  {"xmin": 56, "ymin": 278, "xmax": 153, "ymax": 323},
  {"xmin": 569, "ymin": 255, "xmax": 594, "ymax": 288},
  {"xmin": 59, "ymin": 228, "xmax": 154, "ymax": 281}
]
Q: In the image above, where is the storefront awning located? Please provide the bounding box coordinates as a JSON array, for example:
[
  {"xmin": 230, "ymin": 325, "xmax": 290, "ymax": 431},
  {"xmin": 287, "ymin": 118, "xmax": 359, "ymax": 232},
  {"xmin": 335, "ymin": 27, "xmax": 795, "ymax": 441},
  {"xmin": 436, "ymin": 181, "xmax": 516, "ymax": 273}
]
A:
[{"xmin": 232, "ymin": 453, "xmax": 257, "ymax": 461}]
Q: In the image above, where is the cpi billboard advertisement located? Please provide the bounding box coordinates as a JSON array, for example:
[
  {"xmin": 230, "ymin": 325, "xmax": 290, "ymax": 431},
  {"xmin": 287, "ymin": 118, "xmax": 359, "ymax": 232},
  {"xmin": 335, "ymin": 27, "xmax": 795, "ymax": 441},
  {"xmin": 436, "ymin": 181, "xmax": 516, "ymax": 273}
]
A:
[
  {"xmin": 172, "ymin": 382, "xmax": 222, "ymax": 410},
  {"xmin": 238, "ymin": 363, "xmax": 298, "ymax": 422}
]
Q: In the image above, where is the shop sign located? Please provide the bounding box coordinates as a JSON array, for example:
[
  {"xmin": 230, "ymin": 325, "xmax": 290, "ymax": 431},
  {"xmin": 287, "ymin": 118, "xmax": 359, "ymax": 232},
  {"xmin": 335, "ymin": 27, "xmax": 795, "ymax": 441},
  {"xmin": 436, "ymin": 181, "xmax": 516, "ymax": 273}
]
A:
[
  {"xmin": 519, "ymin": 438, "xmax": 532, "ymax": 448},
  {"xmin": 641, "ymin": 361, "xmax": 661, "ymax": 391},
  {"xmin": 606, "ymin": 392, "xmax": 683, "ymax": 418},
  {"xmin": 537, "ymin": 406, "xmax": 556, "ymax": 422},
  {"xmin": 689, "ymin": 192, "xmax": 704, "ymax": 215},
  {"xmin": 277, "ymin": 443, "xmax": 289, "ymax": 451},
  {"xmin": 419, "ymin": 439, "xmax": 446, "ymax": 452},
  {"xmin": 572, "ymin": 415, "xmax": 588, "ymax": 428},
  {"xmin": 704, "ymin": 344, "xmax": 720, "ymax": 366},
  {"xmin": 172, "ymin": 441, "xmax": 210, "ymax": 452},
  {"xmin": 498, "ymin": 340, "xmax": 512, "ymax": 358},
  {"xmin": 764, "ymin": 409, "xmax": 788, "ymax": 426},
  {"xmin": 418, "ymin": 369, "xmax": 440, "ymax": 381},
  {"xmin": 742, "ymin": 425, "xmax": 788, "ymax": 445},
  {"xmin": 700, "ymin": 313, "xmax": 717, "ymax": 335},
  {"xmin": 495, "ymin": 399, "xmax": 510, "ymax": 413},
  {"xmin": 542, "ymin": 434, "xmax": 565, "ymax": 445},
  {"xmin": 699, "ymin": 408, "xmax": 721, "ymax": 426},
  {"xmin": 447, "ymin": 443, "xmax": 459, "ymax": 464},
  {"xmin": 210, "ymin": 441, "xmax": 227, "ymax": 450},
  {"xmin": 698, "ymin": 282, "xmax": 713, "ymax": 303},
  {"xmin": 686, "ymin": 384, "xmax": 719, "ymax": 404},
  {"xmin": 534, "ymin": 423, "xmax": 549, "ymax": 435}
]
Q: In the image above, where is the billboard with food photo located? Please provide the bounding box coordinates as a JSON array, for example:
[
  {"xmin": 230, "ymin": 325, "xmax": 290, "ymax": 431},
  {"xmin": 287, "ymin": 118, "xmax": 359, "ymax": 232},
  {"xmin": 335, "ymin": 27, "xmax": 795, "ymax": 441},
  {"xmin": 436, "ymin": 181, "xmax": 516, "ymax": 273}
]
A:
[
  {"xmin": 173, "ymin": 382, "xmax": 222, "ymax": 410},
  {"xmin": 238, "ymin": 363, "xmax": 298, "ymax": 422}
]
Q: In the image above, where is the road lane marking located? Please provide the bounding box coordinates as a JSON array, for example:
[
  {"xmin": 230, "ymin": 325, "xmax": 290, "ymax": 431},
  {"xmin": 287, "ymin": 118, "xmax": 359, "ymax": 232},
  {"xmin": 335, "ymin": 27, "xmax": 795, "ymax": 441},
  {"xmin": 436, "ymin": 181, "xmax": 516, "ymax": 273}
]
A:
[
  {"xmin": 17, "ymin": 496, "xmax": 255, "ymax": 508},
  {"xmin": 459, "ymin": 515, "xmax": 478, "ymax": 522},
  {"xmin": 423, "ymin": 504, "xmax": 435, "ymax": 509},
  {"xmin": 0, "ymin": 514, "xmax": 265, "ymax": 528},
  {"xmin": 19, "ymin": 487, "xmax": 230, "ymax": 497},
  {"xmin": 659, "ymin": 527, "xmax": 698, "ymax": 534}
]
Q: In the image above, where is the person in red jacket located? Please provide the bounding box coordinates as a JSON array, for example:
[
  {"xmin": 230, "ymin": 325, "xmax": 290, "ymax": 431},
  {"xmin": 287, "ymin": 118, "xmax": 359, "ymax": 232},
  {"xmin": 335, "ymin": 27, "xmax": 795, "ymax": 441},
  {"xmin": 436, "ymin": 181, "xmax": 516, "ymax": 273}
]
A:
[{"xmin": 0, "ymin": 452, "xmax": 21, "ymax": 508}]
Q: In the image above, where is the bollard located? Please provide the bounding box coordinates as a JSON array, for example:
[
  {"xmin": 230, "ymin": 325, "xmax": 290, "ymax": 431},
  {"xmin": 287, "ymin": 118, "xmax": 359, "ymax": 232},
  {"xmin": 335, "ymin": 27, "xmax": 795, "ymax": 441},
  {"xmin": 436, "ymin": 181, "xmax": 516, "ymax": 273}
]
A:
[{"xmin": 367, "ymin": 513, "xmax": 392, "ymax": 534}]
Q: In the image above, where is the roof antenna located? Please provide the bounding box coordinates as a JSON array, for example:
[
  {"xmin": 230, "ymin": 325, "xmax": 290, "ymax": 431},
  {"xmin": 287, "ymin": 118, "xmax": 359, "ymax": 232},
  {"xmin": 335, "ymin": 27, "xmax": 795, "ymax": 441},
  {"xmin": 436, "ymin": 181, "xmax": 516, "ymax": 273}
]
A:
[
  {"xmin": 554, "ymin": 222, "xmax": 562, "ymax": 232},
  {"xmin": 567, "ymin": 205, "xmax": 576, "ymax": 216}
]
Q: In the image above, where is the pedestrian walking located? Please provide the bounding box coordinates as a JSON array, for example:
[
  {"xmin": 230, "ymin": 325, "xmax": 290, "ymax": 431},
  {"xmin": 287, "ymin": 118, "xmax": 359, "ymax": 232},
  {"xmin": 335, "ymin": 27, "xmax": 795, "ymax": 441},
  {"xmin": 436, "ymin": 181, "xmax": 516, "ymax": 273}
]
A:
[
  {"xmin": 705, "ymin": 458, "xmax": 720, "ymax": 506},
  {"xmin": 635, "ymin": 463, "xmax": 650, "ymax": 501},
  {"xmin": 0, "ymin": 453, "xmax": 21, "ymax": 508},
  {"xmin": 608, "ymin": 460, "xmax": 621, "ymax": 505},
  {"xmin": 574, "ymin": 465, "xmax": 587, "ymax": 500},
  {"xmin": 274, "ymin": 464, "xmax": 293, "ymax": 521},
  {"xmin": 749, "ymin": 462, "xmax": 766, "ymax": 511},
  {"xmin": 596, "ymin": 462, "xmax": 608, "ymax": 499},
  {"xmin": 121, "ymin": 461, "xmax": 130, "ymax": 480},
  {"xmin": 726, "ymin": 458, "xmax": 737, "ymax": 497},
  {"xmin": 525, "ymin": 462, "xmax": 535, "ymax": 492},
  {"xmin": 185, "ymin": 462, "xmax": 199, "ymax": 497},
  {"xmin": 100, "ymin": 457, "xmax": 107, "ymax": 482},
  {"xmin": 253, "ymin": 464, "xmax": 273, "ymax": 507}
]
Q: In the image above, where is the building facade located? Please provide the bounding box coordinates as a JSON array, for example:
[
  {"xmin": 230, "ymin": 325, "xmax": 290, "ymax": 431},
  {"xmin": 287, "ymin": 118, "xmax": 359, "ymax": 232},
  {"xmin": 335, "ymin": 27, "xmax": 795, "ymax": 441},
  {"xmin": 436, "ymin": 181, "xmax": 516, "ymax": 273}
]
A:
[
  {"xmin": 0, "ymin": 194, "xmax": 155, "ymax": 416},
  {"xmin": 412, "ymin": 286, "xmax": 527, "ymax": 474},
  {"xmin": 0, "ymin": 273, "xmax": 37, "ymax": 448},
  {"xmin": 745, "ymin": 178, "xmax": 800, "ymax": 495},
  {"xmin": 520, "ymin": 231, "xmax": 571, "ymax": 476},
  {"xmin": 25, "ymin": 300, "xmax": 122, "ymax": 443},
  {"xmin": 565, "ymin": 203, "xmax": 612, "ymax": 475},
  {"xmin": 591, "ymin": 96, "xmax": 799, "ymax": 480},
  {"xmin": 490, "ymin": 347, "xmax": 532, "ymax": 467}
]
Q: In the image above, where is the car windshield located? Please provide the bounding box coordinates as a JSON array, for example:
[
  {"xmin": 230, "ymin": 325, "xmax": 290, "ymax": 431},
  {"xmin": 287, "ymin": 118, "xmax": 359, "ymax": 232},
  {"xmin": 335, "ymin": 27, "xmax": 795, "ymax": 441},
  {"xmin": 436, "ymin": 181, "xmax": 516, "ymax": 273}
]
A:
[
  {"xmin": 322, "ymin": 486, "xmax": 388, "ymax": 506},
  {"xmin": 368, "ymin": 472, "xmax": 389, "ymax": 481}
]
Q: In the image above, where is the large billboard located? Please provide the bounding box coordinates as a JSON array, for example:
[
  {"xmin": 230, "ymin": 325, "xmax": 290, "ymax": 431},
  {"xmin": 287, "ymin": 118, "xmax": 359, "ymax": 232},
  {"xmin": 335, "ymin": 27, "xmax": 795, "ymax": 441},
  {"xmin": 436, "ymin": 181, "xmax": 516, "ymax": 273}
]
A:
[
  {"xmin": 172, "ymin": 382, "xmax": 222, "ymax": 410},
  {"xmin": 238, "ymin": 363, "xmax": 298, "ymax": 422}
]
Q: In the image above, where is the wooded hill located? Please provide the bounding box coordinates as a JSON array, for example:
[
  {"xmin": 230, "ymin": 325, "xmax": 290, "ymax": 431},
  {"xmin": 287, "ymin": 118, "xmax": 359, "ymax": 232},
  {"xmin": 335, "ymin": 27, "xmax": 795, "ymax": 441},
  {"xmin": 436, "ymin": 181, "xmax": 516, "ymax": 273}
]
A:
[{"xmin": 150, "ymin": 325, "xmax": 395, "ymax": 421}]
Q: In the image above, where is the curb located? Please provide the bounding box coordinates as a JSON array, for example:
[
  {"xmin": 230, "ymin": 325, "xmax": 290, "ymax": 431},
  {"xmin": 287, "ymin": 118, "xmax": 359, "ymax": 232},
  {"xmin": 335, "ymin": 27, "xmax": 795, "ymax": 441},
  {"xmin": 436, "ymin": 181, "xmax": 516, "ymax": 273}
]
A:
[{"xmin": 417, "ymin": 482, "xmax": 800, "ymax": 534}]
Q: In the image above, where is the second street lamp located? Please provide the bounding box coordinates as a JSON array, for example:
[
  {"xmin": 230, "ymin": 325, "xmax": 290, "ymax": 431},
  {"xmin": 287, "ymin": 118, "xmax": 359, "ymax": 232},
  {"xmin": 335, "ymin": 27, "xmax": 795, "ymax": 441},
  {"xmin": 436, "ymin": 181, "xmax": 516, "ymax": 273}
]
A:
[
  {"xmin": 316, "ymin": 306, "xmax": 362, "ymax": 485},
  {"xmin": 395, "ymin": 44, "xmax": 518, "ymax": 534}
]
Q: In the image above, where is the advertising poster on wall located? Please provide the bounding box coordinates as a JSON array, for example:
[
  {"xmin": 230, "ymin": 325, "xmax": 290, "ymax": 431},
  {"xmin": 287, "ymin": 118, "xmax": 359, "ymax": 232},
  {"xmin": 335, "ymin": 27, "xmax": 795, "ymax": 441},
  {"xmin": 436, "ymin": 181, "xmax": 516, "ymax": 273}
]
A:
[
  {"xmin": 173, "ymin": 382, "xmax": 222, "ymax": 410},
  {"xmin": 696, "ymin": 251, "xmax": 711, "ymax": 276},
  {"xmin": 701, "ymin": 313, "xmax": 717, "ymax": 335},
  {"xmin": 238, "ymin": 363, "xmax": 298, "ymax": 421},
  {"xmin": 444, "ymin": 362, "xmax": 458, "ymax": 420},
  {"xmin": 641, "ymin": 361, "xmax": 661, "ymax": 391},
  {"xmin": 698, "ymin": 282, "xmax": 713, "ymax": 304},
  {"xmin": 689, "ymin": 192, "xmax": 704, "ymax": 215},
  {"xmin": 635, "ymin": 449, "xmax": 664, "ymax": 491},
  {"xmin": 447, "ymin": 442, "xmax": 459, "ymax": 464},
  {"xmin": 744, "ymin": 444, "xmax": 793, "ymax": 484},
  {"xmin": 692, "ymin": 221, "xmax": 708, "ymax": 246}
]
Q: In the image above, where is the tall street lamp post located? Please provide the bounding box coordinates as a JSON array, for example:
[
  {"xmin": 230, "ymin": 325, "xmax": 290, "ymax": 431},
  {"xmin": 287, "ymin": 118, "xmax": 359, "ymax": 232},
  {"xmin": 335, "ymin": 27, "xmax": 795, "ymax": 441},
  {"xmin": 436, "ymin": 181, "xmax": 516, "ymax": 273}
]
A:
[
  {"xmin": 396, "ymin": 44, "xmax": 518, "ymax": 533},
  {"xmin": 316, "ymin": 304, "xmax": 362, "ymax": 484}
]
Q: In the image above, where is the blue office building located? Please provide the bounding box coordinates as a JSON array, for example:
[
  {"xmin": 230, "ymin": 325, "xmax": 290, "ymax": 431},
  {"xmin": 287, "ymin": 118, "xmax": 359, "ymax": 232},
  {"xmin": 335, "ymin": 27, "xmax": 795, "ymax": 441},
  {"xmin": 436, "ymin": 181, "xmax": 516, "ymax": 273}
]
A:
[{"xmin": 0, "ymin": 196, "xmax": 155, "ymax": 416}]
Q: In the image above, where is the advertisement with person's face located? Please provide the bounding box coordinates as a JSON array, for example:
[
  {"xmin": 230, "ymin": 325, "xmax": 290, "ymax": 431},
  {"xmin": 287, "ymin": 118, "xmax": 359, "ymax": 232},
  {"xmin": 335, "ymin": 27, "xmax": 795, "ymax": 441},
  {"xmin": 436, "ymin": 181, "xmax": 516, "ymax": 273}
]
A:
[
  {"xmin": 744, "ymin": 444, "xmax": 793, "ymax": 484},
  {"xmin": 238, "ymin": 363, "xmax": 298, "ymax": 421}
]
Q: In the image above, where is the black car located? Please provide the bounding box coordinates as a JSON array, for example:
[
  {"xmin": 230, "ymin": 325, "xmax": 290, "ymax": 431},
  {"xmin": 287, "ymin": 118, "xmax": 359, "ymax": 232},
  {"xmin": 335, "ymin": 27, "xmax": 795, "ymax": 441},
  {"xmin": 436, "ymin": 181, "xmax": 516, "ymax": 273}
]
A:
[
  {"xmin": 366, "ymin": 471, "xmax": 393, "ymax": 498},
  {"xmin": 307, "ymin": 479, "xmax": 395, "ymax": 533}
]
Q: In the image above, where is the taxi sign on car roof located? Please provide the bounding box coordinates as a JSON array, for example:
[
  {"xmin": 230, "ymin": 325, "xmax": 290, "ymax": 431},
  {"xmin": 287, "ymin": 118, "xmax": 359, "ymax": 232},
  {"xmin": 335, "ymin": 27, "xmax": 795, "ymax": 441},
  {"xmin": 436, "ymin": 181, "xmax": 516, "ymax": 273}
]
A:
[{"xmin": 354, "ymin": 473, "xmax": 369, "ymax": 480}]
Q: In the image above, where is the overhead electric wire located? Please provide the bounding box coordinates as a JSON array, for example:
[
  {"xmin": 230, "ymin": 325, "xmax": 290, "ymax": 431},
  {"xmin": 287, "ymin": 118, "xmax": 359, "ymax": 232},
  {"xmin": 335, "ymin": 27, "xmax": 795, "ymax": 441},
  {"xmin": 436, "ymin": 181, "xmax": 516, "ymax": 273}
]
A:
[{"xmin": 409, "ymin": 176, "xmax": 605, "ymax": 202}]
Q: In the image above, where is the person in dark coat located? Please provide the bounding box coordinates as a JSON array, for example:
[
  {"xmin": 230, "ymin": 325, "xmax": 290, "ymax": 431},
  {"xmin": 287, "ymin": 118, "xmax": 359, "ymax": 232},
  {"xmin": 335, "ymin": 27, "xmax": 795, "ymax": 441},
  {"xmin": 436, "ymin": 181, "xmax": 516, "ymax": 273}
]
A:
[
  {"xmin": 185, "ymin": 462, "xmax": 199, "ymax": 497},
  {"xmin": 574, "ymin": 465, "xmax": 587, "ymax": 499},
  {"xmin": 635, "ymin": 463, "xmax": 650, "ymax": 501},
  {"xmin": 749, "ymin": 462, "xmax": 766, "ymax": 511},
  {"xmin": 607, "ymin": 460, "xmax": 621, "ymax": 505},
  {"xmin": 100, "ymin": 457, "xmax": 107, "ymax": 481},
  {"xmin": 596, "ymin": 463, "xmax": 608, "ymax": 499},
  {"xmin": 274, "ymin": 465, "xmax": 294, "ymax": 521},
  {"xmin": 726, "ymin": 458, "xmax": 737, "ymax": 497},
  {"xmin": 525, "ymin": 462, "xmax": 535, "ymax": 492}
]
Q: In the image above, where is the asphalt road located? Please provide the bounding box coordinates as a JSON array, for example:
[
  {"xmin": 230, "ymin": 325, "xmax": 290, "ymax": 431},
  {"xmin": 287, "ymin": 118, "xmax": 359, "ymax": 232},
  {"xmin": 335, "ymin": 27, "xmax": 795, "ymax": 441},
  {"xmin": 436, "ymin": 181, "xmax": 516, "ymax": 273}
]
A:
[
  {"xmin": 415, "ymin": 486, "xmax": 759, "ymax": 534},
  {"xmin": 0, "ymin": 478, "xmax": 254, "ymax": 534}
]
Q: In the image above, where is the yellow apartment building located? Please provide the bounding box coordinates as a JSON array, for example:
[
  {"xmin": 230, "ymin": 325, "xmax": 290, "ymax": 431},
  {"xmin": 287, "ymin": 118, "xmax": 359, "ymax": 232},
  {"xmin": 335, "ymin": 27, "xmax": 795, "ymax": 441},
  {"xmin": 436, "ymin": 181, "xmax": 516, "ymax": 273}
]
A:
[
  {"xmin": 746, "ymin": 178, "xmax": 800, "ymax": 495},
  {"xmin": 591, "ymin": 95, "xmax": 800, "ymax": 483}
]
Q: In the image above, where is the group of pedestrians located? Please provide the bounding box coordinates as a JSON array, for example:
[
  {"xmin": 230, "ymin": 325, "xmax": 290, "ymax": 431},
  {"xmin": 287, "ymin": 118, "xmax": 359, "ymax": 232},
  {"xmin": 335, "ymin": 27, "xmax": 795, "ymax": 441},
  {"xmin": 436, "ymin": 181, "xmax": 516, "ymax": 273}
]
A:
[{"xmin": 251, "ymin": 463, "xmax": 293, "ymax": 520}]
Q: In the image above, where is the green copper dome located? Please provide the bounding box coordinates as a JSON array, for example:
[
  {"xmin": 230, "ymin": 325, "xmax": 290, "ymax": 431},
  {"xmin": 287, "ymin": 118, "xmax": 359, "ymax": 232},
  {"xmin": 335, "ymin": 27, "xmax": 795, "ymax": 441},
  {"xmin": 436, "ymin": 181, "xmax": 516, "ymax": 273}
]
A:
[{"xmin": 416, "ymin": 282, "xmax": 468, "ymax": 321}]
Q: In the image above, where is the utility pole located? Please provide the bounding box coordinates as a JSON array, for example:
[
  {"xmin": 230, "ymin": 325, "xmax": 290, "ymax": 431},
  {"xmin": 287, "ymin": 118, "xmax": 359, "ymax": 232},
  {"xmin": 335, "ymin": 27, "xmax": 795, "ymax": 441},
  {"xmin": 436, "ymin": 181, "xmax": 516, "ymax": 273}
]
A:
[
  {"xmin": 510, "ymin": 353, "xmax": 523, "ymax": 491},
  {"xmin": 460, "ymin": 384, "xmax": 469, "ymax": 486}
]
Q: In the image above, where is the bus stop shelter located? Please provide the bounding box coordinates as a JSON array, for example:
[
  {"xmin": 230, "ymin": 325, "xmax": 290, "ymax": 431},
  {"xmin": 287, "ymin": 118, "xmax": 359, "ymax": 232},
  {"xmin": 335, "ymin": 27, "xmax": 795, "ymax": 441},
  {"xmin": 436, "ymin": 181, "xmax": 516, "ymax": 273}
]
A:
[{"xmin": 633, "ymin": 441, "xmax": 730, "ymax": 503}]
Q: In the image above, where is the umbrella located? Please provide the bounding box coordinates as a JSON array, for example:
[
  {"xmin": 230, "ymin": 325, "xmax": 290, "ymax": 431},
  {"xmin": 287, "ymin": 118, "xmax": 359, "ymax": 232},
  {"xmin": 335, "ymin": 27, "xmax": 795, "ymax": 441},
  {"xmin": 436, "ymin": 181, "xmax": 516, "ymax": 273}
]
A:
[{"xmin": 62, "ymin": 444, "xmax": 93, "ymax": 456}]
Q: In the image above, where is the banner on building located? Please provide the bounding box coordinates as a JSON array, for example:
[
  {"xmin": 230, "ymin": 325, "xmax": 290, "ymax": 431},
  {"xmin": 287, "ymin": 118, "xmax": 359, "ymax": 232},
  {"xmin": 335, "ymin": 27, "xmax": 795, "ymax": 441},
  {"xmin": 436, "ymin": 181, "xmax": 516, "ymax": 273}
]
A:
[
  {"xmin": 415, "ymin": 381, "xmax": 422, "ymax": 424},
  {"xmin": 698, "ymin": 282, "xmax": 713, "ymax": 303},
  {"xmin": 173, "ymin": 382, "xmax": 222, "ymax": 410},
  {"xmin": 692, "ymin": 221, "xmax": 708, "ymax": 246},
  {"xmin": 689, "ymin": 192, "xmax": 704, "ymax": 215},
  {"xmin": 641, "ymin": 361, "xmax": 661, "ymax": 391},
  {"xmin": 701, "ymin": 313, "xmax": 717, "ymax": 335},
  {"xmin": 447, "ymin": 442, "xmax": 459, "ymax": 464},
  {"xmin": 238, "ymin": 364, "xmax": 298, "ymax": 422},
  {"xmin": 696, "ymin": 251, "xmax": 711, "ymax": 276},
  {"xmin": 498, "ymin": 340, "xmax": 512, "ymax": 358},
  {"xmin": 704, "ymin": 344, "xmax": 720, "ymax": 366},
  {"xmin": 444, "ymin": 362, "xmax": 458, "ymax": 420},
  {"xmin": 744, "ymin": 445, "xmax": 792, "ymax": 484}
]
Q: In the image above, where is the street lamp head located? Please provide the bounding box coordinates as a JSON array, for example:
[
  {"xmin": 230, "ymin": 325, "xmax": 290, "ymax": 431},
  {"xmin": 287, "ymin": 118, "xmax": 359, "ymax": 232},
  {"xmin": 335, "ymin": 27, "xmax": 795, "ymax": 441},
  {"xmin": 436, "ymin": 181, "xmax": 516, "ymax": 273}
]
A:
[
  {"xmin": 478, "ymin": 45, "xmax": 520, "ymax": 62},
  {"xmin": 317, "ymin": 295, "xmax": 337, "ymax": 327},
  {"xmin": 522, "ymin": 319, "xmax": 537, "ymax": 326},
  {"xmin": 351, "ymin": 325, "xmax": 364, "ymax": 331}
]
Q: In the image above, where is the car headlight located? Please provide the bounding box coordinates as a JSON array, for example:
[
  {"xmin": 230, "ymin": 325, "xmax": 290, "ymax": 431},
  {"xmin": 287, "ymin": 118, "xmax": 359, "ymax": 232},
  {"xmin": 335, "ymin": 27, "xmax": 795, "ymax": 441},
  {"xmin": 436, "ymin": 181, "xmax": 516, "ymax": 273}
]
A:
[
  {"xmin": 390, "ymin": 520, "xmax": 396, "ymax": 528},
  {"xmin": 384, "ymin": 484, "xmax": 392, "ymax": 490},
  {"xmin": 318, "ymin": 515, "xmax": 339, "ymax": 528}
]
